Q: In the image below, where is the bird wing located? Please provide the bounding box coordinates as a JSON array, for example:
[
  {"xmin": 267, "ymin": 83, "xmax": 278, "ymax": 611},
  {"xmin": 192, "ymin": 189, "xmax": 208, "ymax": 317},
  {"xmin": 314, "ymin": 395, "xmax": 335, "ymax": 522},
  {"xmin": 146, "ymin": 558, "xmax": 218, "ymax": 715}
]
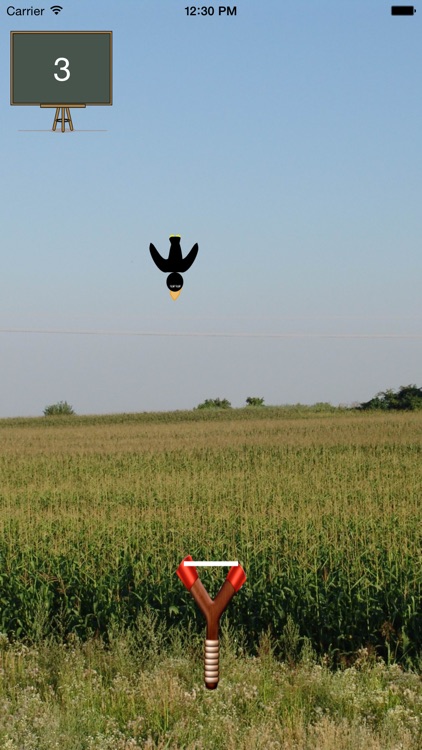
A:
[
  {"xmin": 149, "ymin": 243, "xmax": 170, "ymax": 272},
  {"xmin": 179, "ymin": 243, "xmax": 199, "ymax": 273}
]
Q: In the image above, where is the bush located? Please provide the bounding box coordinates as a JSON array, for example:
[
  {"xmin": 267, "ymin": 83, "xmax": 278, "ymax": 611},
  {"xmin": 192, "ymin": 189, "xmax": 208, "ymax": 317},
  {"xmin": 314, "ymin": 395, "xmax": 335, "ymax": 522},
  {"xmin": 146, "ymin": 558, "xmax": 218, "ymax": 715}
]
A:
[
  {"xmin": 195, "ymin": 398, "xmax": 232, "ymax": 410},
  {"xmin": 358, "ymin": 385, "xmax": 422, "ymax": 411},
  {"xmin": 43, "ymin": 401, "xmax": 75, "ymax": 416},
  {"xmin": 246, "ymin": 397, "xmax": 265, "ymax": 406}
]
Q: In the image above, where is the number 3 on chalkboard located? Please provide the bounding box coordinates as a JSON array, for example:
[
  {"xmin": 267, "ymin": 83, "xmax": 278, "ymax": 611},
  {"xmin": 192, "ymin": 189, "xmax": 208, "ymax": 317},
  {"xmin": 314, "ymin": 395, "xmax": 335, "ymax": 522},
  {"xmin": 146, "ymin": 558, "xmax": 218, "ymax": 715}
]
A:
[{"xmin": 54, "ymin": 57, "xmax": 70, "ymax": 82}]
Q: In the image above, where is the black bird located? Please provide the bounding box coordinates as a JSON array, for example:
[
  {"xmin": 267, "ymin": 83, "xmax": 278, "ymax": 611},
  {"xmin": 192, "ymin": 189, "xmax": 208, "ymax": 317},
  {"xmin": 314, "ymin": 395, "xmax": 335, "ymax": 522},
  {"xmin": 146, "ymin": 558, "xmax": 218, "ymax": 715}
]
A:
[{"xmin": 149, "ymin": 235, "xmax": 199, "ymax": 300}]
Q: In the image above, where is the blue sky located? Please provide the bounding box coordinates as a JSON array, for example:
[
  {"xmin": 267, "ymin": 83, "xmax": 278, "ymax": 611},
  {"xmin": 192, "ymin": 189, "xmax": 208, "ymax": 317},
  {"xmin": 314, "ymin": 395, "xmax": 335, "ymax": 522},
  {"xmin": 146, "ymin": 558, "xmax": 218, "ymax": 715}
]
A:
[{"xmin": 0, "ymin": 1, "xmax": 421, "ymax": 417}]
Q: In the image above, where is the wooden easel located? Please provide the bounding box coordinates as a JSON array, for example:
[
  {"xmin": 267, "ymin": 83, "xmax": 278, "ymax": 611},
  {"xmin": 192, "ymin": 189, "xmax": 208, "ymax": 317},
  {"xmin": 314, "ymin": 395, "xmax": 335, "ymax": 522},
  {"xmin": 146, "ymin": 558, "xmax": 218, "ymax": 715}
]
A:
[{"xmin": 40, "ymin": 104, "xmax": 86, "ymax": 132}]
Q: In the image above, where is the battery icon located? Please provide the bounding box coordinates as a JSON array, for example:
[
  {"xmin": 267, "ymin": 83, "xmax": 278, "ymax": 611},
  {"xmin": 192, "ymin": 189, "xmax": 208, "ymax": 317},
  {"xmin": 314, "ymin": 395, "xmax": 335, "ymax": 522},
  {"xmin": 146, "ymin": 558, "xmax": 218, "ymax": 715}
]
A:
[{"xmin": 391, "ymin": 5, "xmax": 416, "ymax": 13}]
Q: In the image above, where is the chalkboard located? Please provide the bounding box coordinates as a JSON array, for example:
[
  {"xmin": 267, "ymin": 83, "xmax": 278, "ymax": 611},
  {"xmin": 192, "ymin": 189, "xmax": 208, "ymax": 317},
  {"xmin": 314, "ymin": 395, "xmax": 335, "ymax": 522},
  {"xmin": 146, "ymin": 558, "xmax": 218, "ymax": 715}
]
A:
[{"xmin": 10, "ymin": 32, "xmax": 112, "ymax": 105}]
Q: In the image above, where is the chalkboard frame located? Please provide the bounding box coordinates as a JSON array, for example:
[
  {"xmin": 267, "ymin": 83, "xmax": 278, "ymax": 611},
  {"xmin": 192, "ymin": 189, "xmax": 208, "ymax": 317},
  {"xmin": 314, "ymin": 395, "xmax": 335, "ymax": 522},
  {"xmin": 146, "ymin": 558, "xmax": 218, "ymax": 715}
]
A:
[{"xmin": 10, "ymin": 31, "xmax": 113, "ymax": 106}]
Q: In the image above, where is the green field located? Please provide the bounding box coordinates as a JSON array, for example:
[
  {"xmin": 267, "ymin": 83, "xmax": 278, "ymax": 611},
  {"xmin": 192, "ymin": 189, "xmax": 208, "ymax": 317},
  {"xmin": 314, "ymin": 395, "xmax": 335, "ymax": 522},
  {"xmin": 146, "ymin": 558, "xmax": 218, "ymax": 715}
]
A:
[{"xmin": 0, "ymin": 408, "xmax": 421, "ymax": 748}]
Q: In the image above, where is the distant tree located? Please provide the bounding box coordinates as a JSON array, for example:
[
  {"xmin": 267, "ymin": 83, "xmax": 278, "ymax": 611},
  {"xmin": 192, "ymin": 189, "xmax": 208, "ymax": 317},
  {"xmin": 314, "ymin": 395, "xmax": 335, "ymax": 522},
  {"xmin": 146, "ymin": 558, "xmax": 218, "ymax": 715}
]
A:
[
  {"xmin": 245, "ymin": 397, "xmax": 265, "ymax": 406},
  {"xmin": 43, "ymin": 401, "xmax": 75, "ymax": 416},
  {"xmin": 195, "ymin": 398, "xmax": 232, "ymax": 410},
  {"xmin": 398, "ymin": 385, "xmax": 422, "ymax": 410},
  {"xmin": 358, "ymin": 385, "xmax": 422, "ymax": 411}
]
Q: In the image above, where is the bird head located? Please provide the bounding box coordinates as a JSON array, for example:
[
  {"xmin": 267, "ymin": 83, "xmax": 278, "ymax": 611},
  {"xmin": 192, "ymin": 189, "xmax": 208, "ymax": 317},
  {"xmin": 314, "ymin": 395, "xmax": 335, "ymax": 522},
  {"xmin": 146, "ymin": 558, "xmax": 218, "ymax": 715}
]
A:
[{"xmin": 167, "ymin": 272, "xmax": 184, "ymax": 300}]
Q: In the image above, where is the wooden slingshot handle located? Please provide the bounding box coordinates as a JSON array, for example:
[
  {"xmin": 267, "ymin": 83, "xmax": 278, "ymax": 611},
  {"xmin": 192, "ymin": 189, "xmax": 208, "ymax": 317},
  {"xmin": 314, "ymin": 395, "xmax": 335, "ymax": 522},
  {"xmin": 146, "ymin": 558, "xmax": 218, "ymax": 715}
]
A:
[{"xmin": 176, "ymin": 556, "xmax": 247, "ymax": 689}]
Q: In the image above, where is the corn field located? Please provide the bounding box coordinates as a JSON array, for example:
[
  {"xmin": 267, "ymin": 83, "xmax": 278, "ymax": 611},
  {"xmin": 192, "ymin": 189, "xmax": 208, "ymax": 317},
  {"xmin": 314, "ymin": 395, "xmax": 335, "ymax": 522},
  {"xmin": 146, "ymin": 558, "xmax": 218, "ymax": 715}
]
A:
[{"xmin": 0, "ymin": 408, "xmax": 421, "ymax": 666}]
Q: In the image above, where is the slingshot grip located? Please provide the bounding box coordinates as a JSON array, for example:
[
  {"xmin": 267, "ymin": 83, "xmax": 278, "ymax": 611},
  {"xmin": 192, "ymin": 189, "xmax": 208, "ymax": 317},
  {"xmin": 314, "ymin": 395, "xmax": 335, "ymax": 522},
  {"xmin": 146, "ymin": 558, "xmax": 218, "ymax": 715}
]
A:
[{"xmin": 205, "ymin": 639, "xmax": 219, "ymax": 689}]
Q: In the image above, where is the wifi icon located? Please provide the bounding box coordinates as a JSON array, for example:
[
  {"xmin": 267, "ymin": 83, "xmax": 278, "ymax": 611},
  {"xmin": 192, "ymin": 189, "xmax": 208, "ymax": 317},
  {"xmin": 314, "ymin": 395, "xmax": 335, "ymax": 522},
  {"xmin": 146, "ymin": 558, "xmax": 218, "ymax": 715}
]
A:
[{"xmin": 50, "ymin": 5, "xmax": 63, "ymax": 14}]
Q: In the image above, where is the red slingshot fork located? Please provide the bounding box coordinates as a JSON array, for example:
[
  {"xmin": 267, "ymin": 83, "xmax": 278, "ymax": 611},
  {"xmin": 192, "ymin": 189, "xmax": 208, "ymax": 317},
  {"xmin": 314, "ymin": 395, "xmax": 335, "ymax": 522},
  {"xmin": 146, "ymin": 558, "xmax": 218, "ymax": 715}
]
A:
[{"xmin": 176, "ymin": 555, "xmax": 247, "ymax": 689}]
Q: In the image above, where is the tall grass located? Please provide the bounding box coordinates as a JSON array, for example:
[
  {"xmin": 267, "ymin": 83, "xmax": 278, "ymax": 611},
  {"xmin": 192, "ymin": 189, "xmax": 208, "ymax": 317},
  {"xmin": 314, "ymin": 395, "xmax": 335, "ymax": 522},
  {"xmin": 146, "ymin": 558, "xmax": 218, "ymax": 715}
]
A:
[
  {"xmin": 0, "ymin": 629, "xmax": 421, "ymax": 749},
  {"xmin": 0, "ymin": 409, "xmax": 421, "ymax": 667}
]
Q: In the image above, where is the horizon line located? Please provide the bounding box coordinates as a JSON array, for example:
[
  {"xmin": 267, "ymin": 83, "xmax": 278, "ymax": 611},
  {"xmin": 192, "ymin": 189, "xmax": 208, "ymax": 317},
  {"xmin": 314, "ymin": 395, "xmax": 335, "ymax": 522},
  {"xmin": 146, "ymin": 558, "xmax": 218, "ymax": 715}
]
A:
[{"xmin": 0, "ymin": 328, "xmax": 421, "ymax": 340}]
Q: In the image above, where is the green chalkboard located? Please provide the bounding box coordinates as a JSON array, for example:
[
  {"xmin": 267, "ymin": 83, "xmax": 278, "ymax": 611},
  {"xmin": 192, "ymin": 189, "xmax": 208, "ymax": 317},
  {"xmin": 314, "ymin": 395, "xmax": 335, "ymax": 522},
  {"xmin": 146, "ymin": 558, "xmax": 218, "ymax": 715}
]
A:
[{"xmin": 10, "ymin": 31, "xmax": 112, "ymax": 105}]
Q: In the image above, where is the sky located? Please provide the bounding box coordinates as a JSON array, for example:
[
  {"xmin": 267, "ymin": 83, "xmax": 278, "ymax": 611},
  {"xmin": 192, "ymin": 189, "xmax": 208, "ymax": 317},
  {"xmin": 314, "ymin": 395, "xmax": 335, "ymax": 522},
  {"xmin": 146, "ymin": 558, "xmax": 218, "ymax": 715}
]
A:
[{"xmin": 0, "ymin": 1, "xmax": 421, "ymax": 417}]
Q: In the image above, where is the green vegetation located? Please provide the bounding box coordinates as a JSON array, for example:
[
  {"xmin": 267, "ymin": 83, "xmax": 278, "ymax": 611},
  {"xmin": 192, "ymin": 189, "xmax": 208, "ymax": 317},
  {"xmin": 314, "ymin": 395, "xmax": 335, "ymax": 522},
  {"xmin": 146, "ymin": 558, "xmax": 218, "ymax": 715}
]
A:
[
  {"xmin": 0, "ymin": 630, "xmax": 421, "ymax": 749},
  {"xmin": 359, "ymin": 384, "xmax": 422, "ymax": 411},
  {"xmin": 0, "ymin": 404, "xmax": 346, "ymax": 430},
  {"xmin": 245, "ymin": 397, "xmax": 265, "ymax": 406},
  {"xmin": 43, "ymin": 401, "xmax": 75, "ymax": 416},
  {"xmin": 195, "ymin": 398, "xmax": 232, "ymax": 409},
  {"xmin": 0, "ymin": 407, "xmax": 420, "ymax": 747},
  {"xmin": 0, "ymin": 408, "xmax": 420, "ymax": 664}
]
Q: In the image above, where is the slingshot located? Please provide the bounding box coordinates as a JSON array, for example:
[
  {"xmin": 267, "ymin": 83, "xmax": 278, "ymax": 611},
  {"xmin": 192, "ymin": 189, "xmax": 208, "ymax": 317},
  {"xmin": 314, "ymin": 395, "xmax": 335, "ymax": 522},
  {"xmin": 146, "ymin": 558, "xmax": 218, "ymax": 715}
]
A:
[{"xmin": 176, "ymin": 555, "xmax": 246, "ymax": 689}]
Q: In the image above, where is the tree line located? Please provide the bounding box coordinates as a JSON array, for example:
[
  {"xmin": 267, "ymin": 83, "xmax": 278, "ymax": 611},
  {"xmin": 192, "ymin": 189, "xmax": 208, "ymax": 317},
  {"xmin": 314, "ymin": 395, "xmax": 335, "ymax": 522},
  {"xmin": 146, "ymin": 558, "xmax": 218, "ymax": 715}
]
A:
[{"xmin": 43, "ymin": 385, "xmax": 422, "ymax": 416}]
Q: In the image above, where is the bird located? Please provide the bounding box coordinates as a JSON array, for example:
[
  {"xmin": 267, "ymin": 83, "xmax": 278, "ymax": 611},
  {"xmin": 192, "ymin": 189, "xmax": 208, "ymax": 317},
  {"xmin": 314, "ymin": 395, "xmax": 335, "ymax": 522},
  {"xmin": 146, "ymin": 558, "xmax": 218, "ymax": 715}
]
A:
[{"xmin": 149, "ymin": 235, "xmax": 199, "ymax": 300}]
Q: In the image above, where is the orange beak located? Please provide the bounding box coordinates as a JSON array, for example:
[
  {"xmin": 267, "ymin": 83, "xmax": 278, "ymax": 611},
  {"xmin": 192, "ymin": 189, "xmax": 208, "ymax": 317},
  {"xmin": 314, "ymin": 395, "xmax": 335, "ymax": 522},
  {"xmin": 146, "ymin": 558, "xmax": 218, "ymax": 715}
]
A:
[{"xmin": 170, "ymin": 290, "xmax": 181, "ymax": 300}]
